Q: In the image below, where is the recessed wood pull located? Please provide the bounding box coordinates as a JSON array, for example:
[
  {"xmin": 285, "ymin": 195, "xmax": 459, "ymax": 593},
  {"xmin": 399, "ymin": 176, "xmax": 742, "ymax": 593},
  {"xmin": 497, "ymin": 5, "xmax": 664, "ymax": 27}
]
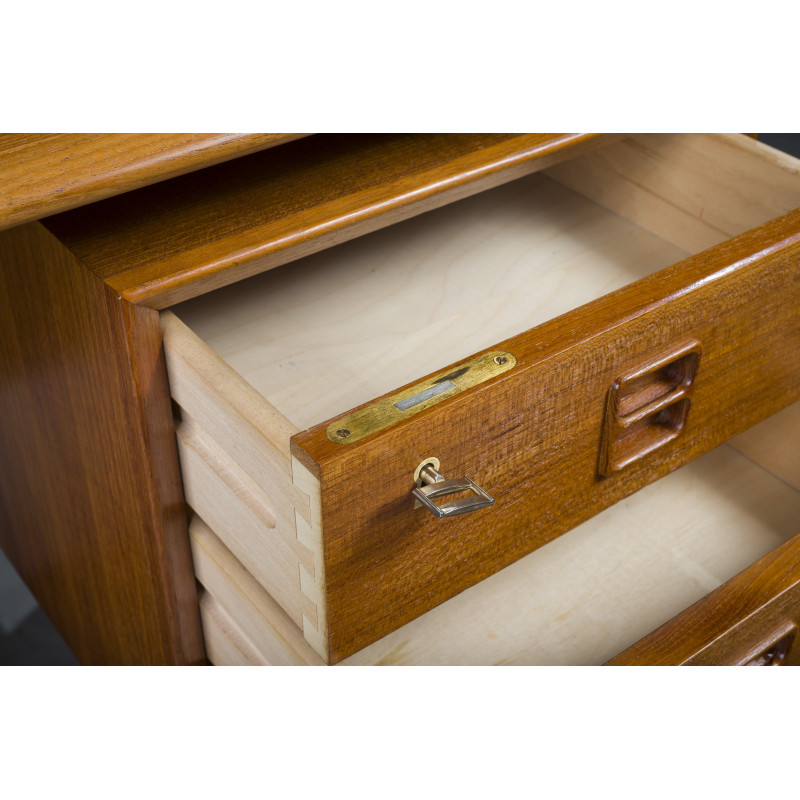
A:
[
  {"xmin": 599, "ymin": 340, "xmax": 702, "ymax": 476},
  {"xmin": 741, "ymin": 624, "xmax": 797, "ymax": 666}
]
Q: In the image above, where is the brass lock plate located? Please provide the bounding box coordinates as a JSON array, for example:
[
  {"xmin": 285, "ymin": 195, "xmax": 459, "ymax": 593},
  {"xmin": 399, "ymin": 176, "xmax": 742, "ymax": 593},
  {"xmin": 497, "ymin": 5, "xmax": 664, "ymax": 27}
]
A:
[{"xmin": 327, "ymin": 350, "xmax": 516, "ymax": 444}]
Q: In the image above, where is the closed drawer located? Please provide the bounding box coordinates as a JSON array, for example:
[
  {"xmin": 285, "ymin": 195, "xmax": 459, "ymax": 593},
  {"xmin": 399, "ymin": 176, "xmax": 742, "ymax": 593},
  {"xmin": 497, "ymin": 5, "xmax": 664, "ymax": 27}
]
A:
[{"xmin": 161, "ymin": 133, "xmax": 800, "ymax": 664}]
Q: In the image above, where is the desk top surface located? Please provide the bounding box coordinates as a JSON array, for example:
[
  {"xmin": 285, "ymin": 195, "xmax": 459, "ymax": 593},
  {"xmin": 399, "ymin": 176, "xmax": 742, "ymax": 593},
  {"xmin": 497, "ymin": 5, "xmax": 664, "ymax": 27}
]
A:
[{"xmin": 0, "ymin": 133, "xmax": 307, "ymax": 231}]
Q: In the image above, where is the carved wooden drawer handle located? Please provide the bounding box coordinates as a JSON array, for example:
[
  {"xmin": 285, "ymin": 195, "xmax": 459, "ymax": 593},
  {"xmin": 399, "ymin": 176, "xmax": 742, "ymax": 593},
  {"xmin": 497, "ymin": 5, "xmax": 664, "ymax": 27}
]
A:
[
  {"xmin": 600, "ymin": 339, "xmax": 702, "ymax": 476},
  {"xmin": 742, "ymin": 624, "xmax": 797, "ymax": 666}
]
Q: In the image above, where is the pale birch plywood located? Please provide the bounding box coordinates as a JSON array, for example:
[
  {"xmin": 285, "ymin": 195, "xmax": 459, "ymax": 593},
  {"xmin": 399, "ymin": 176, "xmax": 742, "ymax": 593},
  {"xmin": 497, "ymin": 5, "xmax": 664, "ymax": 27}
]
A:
[
  {"xmin": 191, "ymin": 518, "xmax": 324, "ymax": 666},
  {"xmin": 728, "ymin": 401, "xmax": 800, "ymax": 492},
  {"xmin": 199, "ymin": 592, "xmax": 264, "ymax": 666},
  {"xmin": 163, "ymin": 295, "xmax": 330, "ymax": 652},
  {"xmin": 171, "ymin": 174, "xmax": 690, "ymax": 431},
  {"xmin": 195, "ymin": 443, "xmax": 800, "ymax": 665},
  {"xmin": 543, "ymin": 133, "xmax": 800, "ymax": 255},
  {"xmin": 292, "ymin": 456, "xmax": 328, "ymax": 659},
  {"xmin": 175, "ymin": 415, "xmax": 314, "ymax": 628},
  {"xmin": 161, "ymin": 310, "xmax": 309, "ymax": 522}
]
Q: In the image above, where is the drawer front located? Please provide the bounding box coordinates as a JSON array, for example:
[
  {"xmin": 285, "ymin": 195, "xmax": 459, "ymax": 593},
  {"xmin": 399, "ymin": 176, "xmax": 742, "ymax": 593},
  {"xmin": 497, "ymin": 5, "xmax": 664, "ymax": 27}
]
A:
[
  {"xmin": 607, "ymin": 531, "xmax": 800, "ymax": 666},
  {"xmin": 293, "ymin": 208, "xmax": 800, "ymax": 662}
]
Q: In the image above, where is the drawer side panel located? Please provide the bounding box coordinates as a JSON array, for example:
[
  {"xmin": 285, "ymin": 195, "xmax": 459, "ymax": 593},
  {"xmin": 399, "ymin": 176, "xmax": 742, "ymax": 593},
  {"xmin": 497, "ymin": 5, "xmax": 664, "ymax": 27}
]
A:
[
  {"xmin": 191, "ymin": 517, "xmax": 323, "ymax": 665},
  {"xmin": 544, "ymin": 133, "xmax": 800, "ymax": 254}
]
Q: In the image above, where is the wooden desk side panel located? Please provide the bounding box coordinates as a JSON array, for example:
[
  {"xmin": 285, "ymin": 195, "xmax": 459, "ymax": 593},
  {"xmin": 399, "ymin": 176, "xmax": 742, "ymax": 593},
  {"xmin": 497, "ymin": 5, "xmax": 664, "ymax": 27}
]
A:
[{"xmin": 0, "ymin": 223, "xmax": 204, "ymax": 664}]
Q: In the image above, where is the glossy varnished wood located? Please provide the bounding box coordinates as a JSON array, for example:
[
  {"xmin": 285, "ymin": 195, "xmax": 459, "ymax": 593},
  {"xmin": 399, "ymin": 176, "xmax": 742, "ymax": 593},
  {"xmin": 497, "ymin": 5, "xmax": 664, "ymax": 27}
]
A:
[
  {"xmin": 607, "ymin": 530, "xmax": 800, "ymax": 665},
  {"xmin": 6, "ymin": 133, "xmax": 800, "ymax": 665},
  {"xmin": 44, "ymin": 133, "xmax": 620, "ymax": 308},
  {"xmin": 0, "ymin": 133, "xmax": 307, "ymax": 232},
  {"xmin": 0, "ymin": 222, "xmax": 204, "ymax": 664},
  {"xmin": 292, "ymin": 207, "xmax": 800, "ymax": 662}
]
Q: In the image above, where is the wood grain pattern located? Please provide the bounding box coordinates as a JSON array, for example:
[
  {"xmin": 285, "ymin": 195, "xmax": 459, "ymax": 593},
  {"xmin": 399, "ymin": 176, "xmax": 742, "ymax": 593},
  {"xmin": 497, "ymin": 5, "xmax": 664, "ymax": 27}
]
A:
[
  {"xmin": 161, "ymin": 309, "xmax": 327, "ymax": 651},
  {"xmin": 171, "ymin": 174, "xmax": 688, "ymax": 431},
  {"xmin": 7, "ymin": 133, "xmax": 795, "ymax": 665},
  {"xmin": 0, "ymin": 133, "xmax": 307, "ymax": 231},
  {"xmin": 544, "ymin": 133, "xmax": 800, "ymax": 254},
  {"xmin": 291, "ymin": 456, "xmax": 327, "ymax": 659},
  {"xmin": 44, "ymin": 133, "xmax": 621, "ymax": 308},
  {"xmin": 347, "ymin": 445, "xmax": 800, "ymax": 665},
  {"xmin": 174, "ymin": 415, "xmax": 314, "ymax": 628},
  {"xmin": 160, "ymin": 309, "xmax": 305, "ymax": 517},
  {"xmin": 190, "ymin": 516, "xmax": 324, "ymax": 665},
  {"xmin": 740, "ymin": 623, "xmax": 797, "ymax": 666},
  {"xmin": 195, "ymin": 445, "xmax": 800, "ymax": 665},
  {"xmin": 0, "ymin": 222, "xmax": 203, "ymax": 664},
  {"xmin": 199, "ymin": 591, "xmax": 263, "ymax": 666},
  {"xmin": 607, "ymin": 529, "xmax": 800, "ymax": 666},
  {"xmin": 293, "ymin": 207, "xmax": 800, "ymax": 662},
  {"xmin": 599, "ymin": 339, "xmax": 701, "ymax": 476}
]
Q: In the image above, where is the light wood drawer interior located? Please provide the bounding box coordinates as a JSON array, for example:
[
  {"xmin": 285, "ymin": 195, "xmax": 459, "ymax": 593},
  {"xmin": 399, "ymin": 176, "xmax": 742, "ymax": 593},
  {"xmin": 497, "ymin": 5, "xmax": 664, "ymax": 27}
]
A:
[
  {"xmin": 196, "ymin": 417, "xmax": 800, "ymax": 665},
  {"xmin": 161, "ymin": 133, "xmax": 800, "ymax": 664},
  {"xmin": 169, "ymin": 134, "xmax": 800, "ymax": 433}
]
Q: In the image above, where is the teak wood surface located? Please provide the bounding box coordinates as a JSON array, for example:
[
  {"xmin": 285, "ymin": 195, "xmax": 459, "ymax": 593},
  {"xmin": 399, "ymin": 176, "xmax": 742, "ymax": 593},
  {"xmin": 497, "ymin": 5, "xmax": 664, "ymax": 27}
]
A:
[
  {"xmin": 4, "ymin": 132, "xmax": 800, "ymax": 665},
  {"xmin": 44, "ymin": 133, "xmax": 619, "ymax": 307},
  {"xmin": 0, "ymin": 223, "xmax": 203, "ymax": 664},
  {"xmin": 292, "ymin": 207, "xmax": 800, "ymax": 663},
  {"xmin": 170, "ymin": 172, "xmax": 689, "ymax": 432},
  {"xmin": 0, "ymin": 133, "xmax": 307, "ymax": 231},
  {"xmin": 194, "ymin": 441, "xmax": 800, "ymax": 665}
]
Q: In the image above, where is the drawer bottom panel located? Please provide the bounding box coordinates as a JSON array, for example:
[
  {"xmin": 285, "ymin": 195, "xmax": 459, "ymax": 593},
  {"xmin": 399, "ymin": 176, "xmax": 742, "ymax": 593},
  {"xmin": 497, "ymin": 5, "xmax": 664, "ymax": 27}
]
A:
[{"xmin": 193, "ymin": 432, "xmax": 800, "ymax": 666}]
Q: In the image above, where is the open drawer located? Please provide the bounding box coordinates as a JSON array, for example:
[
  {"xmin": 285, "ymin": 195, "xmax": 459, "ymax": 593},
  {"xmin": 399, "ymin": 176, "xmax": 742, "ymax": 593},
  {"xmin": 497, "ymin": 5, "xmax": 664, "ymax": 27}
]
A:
[
  {"xmin": 160, "ymin": 134, "xmax": 800, "ymax": 664},
  {"xmin": 195, "ymin": 407, "xmax": 800, "ymax": 665}
]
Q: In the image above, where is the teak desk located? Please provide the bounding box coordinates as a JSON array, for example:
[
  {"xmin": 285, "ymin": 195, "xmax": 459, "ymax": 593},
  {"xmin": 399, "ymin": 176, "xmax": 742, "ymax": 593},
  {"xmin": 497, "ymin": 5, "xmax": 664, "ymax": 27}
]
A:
[{"xmin": 2, "ymin": 133, "xmax": 800, "ymax": 665}]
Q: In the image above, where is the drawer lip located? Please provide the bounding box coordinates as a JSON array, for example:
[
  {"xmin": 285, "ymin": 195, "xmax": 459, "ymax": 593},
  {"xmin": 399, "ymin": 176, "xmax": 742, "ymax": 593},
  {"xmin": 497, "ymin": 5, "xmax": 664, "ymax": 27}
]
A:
[{"xmin": 291, "ymin": 206, "xmax": 800, "ymax": 663}]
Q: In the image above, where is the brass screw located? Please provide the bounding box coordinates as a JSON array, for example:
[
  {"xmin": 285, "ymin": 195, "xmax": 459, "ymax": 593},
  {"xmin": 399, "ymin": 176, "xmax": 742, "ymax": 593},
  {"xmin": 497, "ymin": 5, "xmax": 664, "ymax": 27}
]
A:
[
  {"xmin": 336, "ymin": 428, "xmax": 351, "ymax": 439},
  {"xmin": 494, "ymin": 355, "xmax": 508, "ymax": 365}
]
